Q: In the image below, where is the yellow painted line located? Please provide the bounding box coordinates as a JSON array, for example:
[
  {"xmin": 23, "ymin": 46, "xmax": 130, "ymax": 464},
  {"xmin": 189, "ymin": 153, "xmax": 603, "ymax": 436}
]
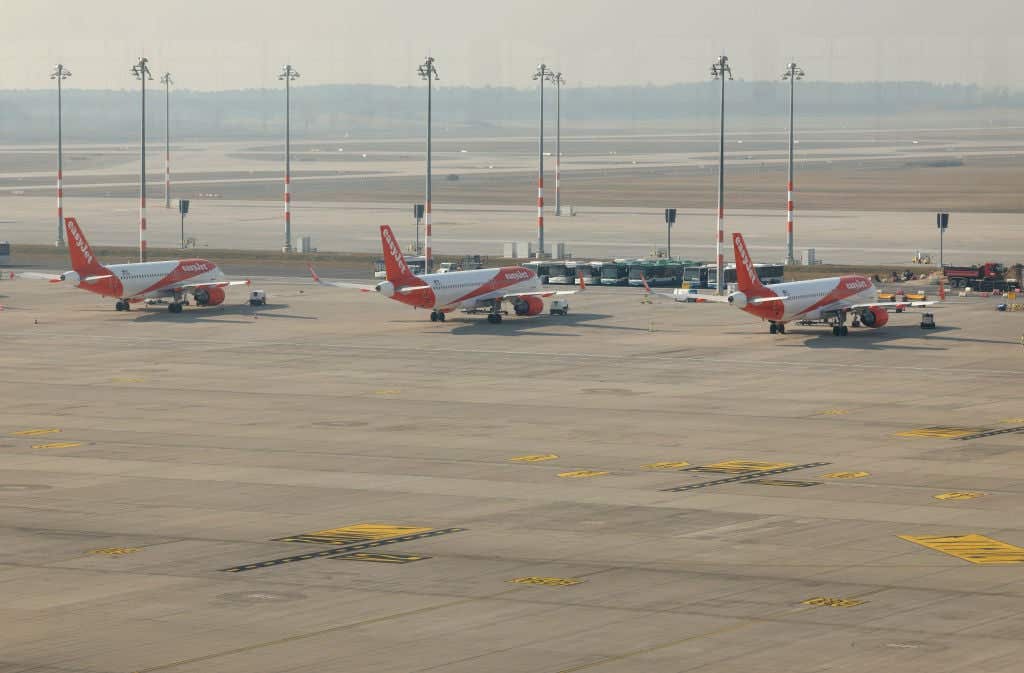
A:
[
  {"xmin": 557, "ymin": 470, "xmax": 609, "ymax": 479},
  {"xmin": 816, "ymin": 409, "xmax": 849, "ymax": 416},
  {"xmin": 334, "ymin": 553, "xmax": 428, "ymax": 564},
  {"xmin": 10, "ymin": 428, "xmax": 61, "ymax": 437},
  {"xmin": 823, "ymin": 471, "xmax": 869, "ymax": 479},
  {"xmin": 896, "ymin": 426, "xmax": 990, "ymax": 439},
  {"xmin": 689, "ymin": 460, "xmax": 793, "ymax": 475},
  {"xmin": 746, "ymin": 479, "xmax": 820, "ymax": 487},
  {"xmin": 509, "ymin": 454, "xmax": 559, "ymax": 463},
  {"xmin": 374, "ymin": 389, "xmax": 401, "ymax": 396},
  {"xmin": 1001, "ymin": 418, "xmax": 1024, "ymax": 424},
  {"xmin": 642, "ymin": 461, "xmax": 690, "ymax": 470},
  {"xmin": 802, "ymin": 597, "xmax": 864, "ymax": 608},
  {"xmin": 89, "ymin": 547, "xmax": 141, "ymax": 556},
  {"xmin": 509, "ymin": 576, "xmax": 582, "ymax": 587},
  {"xmin": 934, "ymin": 492, "xmax": 985, "ymax": 501},
  {"xmin": 31, "ymin": 441, "xmax": 82, "ymax": 450},
  {"xmin": 278, "ymin": 523, "xmax": 433, "ymax": 545},
  {"xmin": 899, "ymin": 534, "xmax": 1024, "ymax": 564}
]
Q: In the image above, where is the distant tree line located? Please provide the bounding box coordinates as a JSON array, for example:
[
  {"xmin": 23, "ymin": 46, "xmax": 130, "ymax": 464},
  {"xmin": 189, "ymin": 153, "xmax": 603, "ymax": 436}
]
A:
[{"xmin": 0, "ymin": 81, "xmax": 1019, "ymax": 143}]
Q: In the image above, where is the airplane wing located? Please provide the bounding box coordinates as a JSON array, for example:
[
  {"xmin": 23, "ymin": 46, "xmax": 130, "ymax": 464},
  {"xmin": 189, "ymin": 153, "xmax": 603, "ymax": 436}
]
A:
[
  {"xmin": 174, "ymin": 279, "xmax": 251, "ymax": 291},
  {"xmin": 309, "ymin": 264, "xmax": 377, "ymax": 292},
  {"xmin": 19, "ymin": 271, "xmax": 63, "ymax": 282},
  {"xmin": 640, "ymin": 273, "xmax": 732, "ymax": 303},
  {"xmin": 849, "ymin": 301, "xmax": 937, "ymax": 309}
]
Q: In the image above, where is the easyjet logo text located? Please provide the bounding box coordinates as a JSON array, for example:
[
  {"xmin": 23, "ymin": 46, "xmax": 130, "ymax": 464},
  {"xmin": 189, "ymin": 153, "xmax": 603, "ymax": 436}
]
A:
[
  {"xmin": 68, "ymin": 222, "xmax": 93, "ymax": 266},
  {"xmin": 735, "ymin": 235, "xmax": 755, "ymax": 277},
  {"xmin": 503, "ymin": 270, "xmax": 531, "ymax": 282},
  {"xmin": 845, "ymin": 279, "xmax": 870, "ymax": 291},
  {"xmin": 382, "ymin": 228, "xmax": 409, "ymax": 276},
  {"xmin": 181, "ymin": 263, "xmax": 210, "ymax": 273}
]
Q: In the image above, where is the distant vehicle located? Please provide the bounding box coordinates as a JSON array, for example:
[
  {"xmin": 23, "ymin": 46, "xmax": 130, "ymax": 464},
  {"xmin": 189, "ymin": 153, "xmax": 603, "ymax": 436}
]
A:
[
  {"xmin": 437, "ymin": 262, "xmax": 459, "ymax": 274},
  {"xmin": 20, "ymin": 217, "xmax": 249, "ymax": 313},
  {"xmin": 600, "ymin": 260, "xmax": 631, "ymax": 286},
  {"xmin": 375, "ymin": 255, "xmax": 425, "ymax": 279},
  {"xmin": 689, "ymin": 262, "xmax": 784, "ymax": 290},
  {"xmin": 575, "ymin": 262, "xmax": 601, "ymax": 286},
  {"xmin": 943, "ymin": 262, "xmax": 1018, "ymax": 291},
  {"xmin": 311, "ymin": 225, "xmax": 584, "ymax": 324},
  {"xmin": 646, "ymin": 233, "xmax": 940, "ymax": 337},
  {"xmin": 629, "ymin": 260, "xmax": 683, "ymax": 287},
  {"xmin": 249, "ymin": 290, "xmax": 267, "ymax": 306},
  {"xmin": 543, "ymin": 261, "xmax": 578, "ymax": 285},
  {"xmin": 549, "ymin": 299, "xmax": 569, "ymax": 315}
]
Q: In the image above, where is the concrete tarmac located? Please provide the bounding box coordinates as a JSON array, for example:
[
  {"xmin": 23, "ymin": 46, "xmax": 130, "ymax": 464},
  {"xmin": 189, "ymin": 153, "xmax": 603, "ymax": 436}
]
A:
[{"xmin": 2, "ymin": 276, "xmax": 1024, "ymax": 672}]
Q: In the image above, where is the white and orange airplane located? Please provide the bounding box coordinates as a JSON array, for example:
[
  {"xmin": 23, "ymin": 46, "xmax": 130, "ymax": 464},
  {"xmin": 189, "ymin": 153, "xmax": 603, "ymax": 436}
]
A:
[
  {"xmin": 310, "ymin": 224, "xmax": 582, "ymax": 323},
  {"xmin": 22, "ymin": 217, "xmax": 249, "ymax": 313},
  {"xmin": 648, "ymin": 232, "xmax": 940, "ymax": 336}
]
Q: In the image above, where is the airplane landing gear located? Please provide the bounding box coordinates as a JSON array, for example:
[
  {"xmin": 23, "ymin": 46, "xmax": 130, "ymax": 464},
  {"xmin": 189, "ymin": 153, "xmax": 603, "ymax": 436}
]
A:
[
  {"xmin": 429, "ymin": 310, "xmax": 446, "ymax": 322},
  {"xmin": 168, "ymin": 302, "xmax": 183, "ymax": 314},
  {"xmin": 114, "ymin": 300, "xmax": 130, "ymax": 311},
  {"xmin": 487, "ymin": 313, "xmax": 503, "ymax": 324},
  {"xmin": 832, "ymin": 325, "xmax": 849, "ymax": 336},
  {"xmin": 769, "ymin": 322, "xmax": 785, "ymax": 334}
]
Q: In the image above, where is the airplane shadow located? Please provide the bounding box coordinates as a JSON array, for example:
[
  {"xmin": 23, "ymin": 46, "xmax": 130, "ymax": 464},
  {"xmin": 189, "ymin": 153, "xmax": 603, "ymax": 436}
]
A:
[
  {"xmin": 132, "ymin": 302, "xmax": 317, "ymax": 323},
  {"xmin": 436, "ymin": 312, "xmax": 648, "ymax": 336},
  {"xmin": 773, "ymin": 323, "xmax": 1009, "ymax": 351}
]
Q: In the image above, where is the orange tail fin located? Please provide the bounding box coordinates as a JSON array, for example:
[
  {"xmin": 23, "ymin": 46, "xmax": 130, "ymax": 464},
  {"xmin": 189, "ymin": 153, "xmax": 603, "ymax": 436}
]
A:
[
  {"xmin": 64, "ymin": 217, "xmax": 105, "ymax": 275},
  {"xmin": 732, "ymin": 233, "xmax": 766, "ymax": 294},
  {"xmin": 379, "ymin": 225, "xmax": 419, "ymax": 283}
]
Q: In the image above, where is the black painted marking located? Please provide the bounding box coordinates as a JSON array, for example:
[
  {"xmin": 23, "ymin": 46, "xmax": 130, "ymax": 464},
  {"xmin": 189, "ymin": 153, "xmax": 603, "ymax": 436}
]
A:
[
  {"xmin": 744, "ymin": 479, "xmax": 822, "ymax": 487},
  {"xmin": 954, "ymin": 427, "xmax": 1024, "ymax": 441},
  {"xmin": 220, "ymin": 528, "xmax": 465, "ymax": 573},
  {"xmin": 661, "ymin": 462, "xmax": 831, "ymax": 492}
]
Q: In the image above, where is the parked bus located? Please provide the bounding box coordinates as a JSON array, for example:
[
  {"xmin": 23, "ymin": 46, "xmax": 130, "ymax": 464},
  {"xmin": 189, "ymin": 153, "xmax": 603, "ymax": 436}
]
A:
[
  {"xmin": 374, "ymin": 255, "xmax": 425, "ymax": 278},
  {"xmin": 600, "ymin": 260, "xmax": 631, "ymax": 285},
  {"xmin": 628, "ymin": 260, "xmax": 684, "ymax": 287},
  {"xmin": 701, "ymin": 263, "xmax": 785, "ymax": 289},
  {"xmin": 543, "ymin": 260, "xmax": 577, "ymax": 285}
]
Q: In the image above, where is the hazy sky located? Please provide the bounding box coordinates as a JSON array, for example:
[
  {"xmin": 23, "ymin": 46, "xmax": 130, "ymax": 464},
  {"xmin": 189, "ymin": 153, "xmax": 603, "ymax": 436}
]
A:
[{"xmin": 3, "ymin": 0, "xmax": 1020, "ymax": 91}]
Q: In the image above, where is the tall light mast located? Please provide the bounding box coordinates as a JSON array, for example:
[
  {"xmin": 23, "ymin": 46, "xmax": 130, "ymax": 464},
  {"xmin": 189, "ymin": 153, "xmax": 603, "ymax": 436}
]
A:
[
  {"xmin": 417, "ymin": 56, "xmax": 439, "ymax": 273},
  {"xmin": 278, "ymin": 64, "xmax": 300, "ymax": 253},
  {"xmin": 131, "ymin": 57, "xmax": 153, "ymax": 262},
  {"xmin": 533, "ymin": 64, "xmax": 555, "ymax": 256},
  {"xmin": 710, "ymin": 55, "xmax": 733, "ymax": 294},
  {"xmin": 50, "ymin": 64, "xmax": 72, "ymax": 248},
  {"xmin": 781, "ymin": 62, "xmax": 805, "ymax": 265}
]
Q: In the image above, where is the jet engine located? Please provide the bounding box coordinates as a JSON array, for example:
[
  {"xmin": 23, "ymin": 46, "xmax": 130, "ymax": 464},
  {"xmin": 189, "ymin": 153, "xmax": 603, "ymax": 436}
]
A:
[
  {"xmin": 375, "ymin": 281, "xmax": 395, "ymax": 298},
  {"xmin": 860, "ymin": 306, "xmax": 889, "ymax": 328},
  {"xmin": 512, "ymin": 296, "xmax": 545, "ymax": 316},
  {"xmin": 194, "ymin": 286, "xmax": 226, "ymax": 306},
  {"xmin": 727, "ymin": 291, "xmax": 748, "ymax": 309}
]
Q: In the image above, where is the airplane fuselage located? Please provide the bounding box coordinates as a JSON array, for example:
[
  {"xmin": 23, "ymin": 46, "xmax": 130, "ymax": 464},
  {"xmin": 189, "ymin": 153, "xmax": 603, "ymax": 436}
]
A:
[
  {"xmin": 63, "ymin": 259, "xmax": 225, "ymax": 301},
  {"xmin": 385, "ymin": 267, "xmax": 542, "ymax": 310},
  {"xmin": 737, "ymin": 275, "xmax": 878, "ymax": 323}
]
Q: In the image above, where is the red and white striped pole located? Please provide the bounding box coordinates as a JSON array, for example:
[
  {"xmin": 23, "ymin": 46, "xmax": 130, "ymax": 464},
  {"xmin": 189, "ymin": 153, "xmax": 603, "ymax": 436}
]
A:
[
  {"xmin": 711, "ymin": 55, "xmax": 731, "ymax": 293},
  {"xmin": 418, "ymin": 56, "xmax": 438, "ymax": 272},
  {"xmin": 783, "ymin": 62, "xmax": 803, "ymax": 265},
  {"xmin": 554, "ymin": 72, "xmax": 563, "ymax": 216},
  {"xmin": 279, "ymin": 65, "xmax": 299, "ymax": 253},
  {"xmin": 786, "ymin": 179, "xmax": 794, "ymax": 263},
  {"xmin": 162, "ymin": 73, "xmax": 173, "ymax": 209},
  {"xmin": 534, "ymin": 64, "xmax": 553, "ymax": 256},
  {"xmin": 132, "ymin": 57, "xmax": 151, "ymax": 262},
  {"xmin": 52, "ymin": 64, "xmax": 71, "ymax": 247},
  {"xmin": 537, "ymin": 174, "xmax": 544, "ymax": 254}
]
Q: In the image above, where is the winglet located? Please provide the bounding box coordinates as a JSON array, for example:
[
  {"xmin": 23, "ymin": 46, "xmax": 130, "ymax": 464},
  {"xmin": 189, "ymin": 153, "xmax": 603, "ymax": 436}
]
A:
[{"xmin": 577, "ymin": 270, "xmax": 586, "ymax": 291}]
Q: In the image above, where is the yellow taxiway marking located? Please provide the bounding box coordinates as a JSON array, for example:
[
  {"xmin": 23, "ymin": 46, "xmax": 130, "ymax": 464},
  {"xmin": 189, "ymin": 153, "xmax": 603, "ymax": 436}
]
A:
[
  {"xmin": 277, "ymin": 523, "xmax": 433, "ymax": 545},
  {"xmin": 374, "ymin": 389, "xmax": 401, "ymax": 396},
  {"xmin": 896, "ymin": 426, "xmax": 990, "ymax": 439},
  {"xmin": 643, "ymin": 461, "xmax": 690, "ymax": 470},
  {"xmin": 1002, "ymin": 418, "xmax": 1024, "ymax": 424},
  {"xmin": 89, "ymin": 547, "xmax": 141, "ymax": 556},
  {"xmin": 900, "ymin": 534, "xmax": 1024, "ymax": 564},
  {"xmin": 509, "ymin": 454, "xmax": 559, "ymax": 463},
  {"xmin": 816, "ymin": 409, "xmax": 849, "ymax": 416},
  {"xmin": 802, "ymin": 597, "xmax": 865, "ymax": 608},
  {"xmin": 689, "ymin": 460, "xmax": 794, "ymax": 475},
  {"xmin": 110, "ymin": 377, "xmax": 146, "ymax": 384},
  {"xmin": 557, "ymin": 470, "xmax": 609, "ymax": 479},
  {"xmin": 933, "ymin": 492, "xmax": 985, "ymax": 501},
  {"xmin": 31, "ymin": 441, "xmax": 81, "ymax": 450},
  {"xmin": 334, "ymin": 552, "xmax": 428, "ymax": 564},
  {"xmin": 10, "ymin": 428, "xmax": 61, "ymax": 437},
  {"xmin": 823, "ymin": 471, "xmax": 870, "ymax": 479},
  {"xmin": 747, "ymin": 479, "xmax": 820, "ymax": 487},
  {"xmin": 509, "ymin": 576, "xmax": 582, "ymax": 587}
]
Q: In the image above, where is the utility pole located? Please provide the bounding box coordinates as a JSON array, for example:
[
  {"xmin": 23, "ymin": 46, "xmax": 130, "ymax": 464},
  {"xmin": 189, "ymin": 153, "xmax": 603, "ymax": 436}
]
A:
[
  {"xmin": 279, "ymin": 64, "xmax": 300, "ymax": 253},
  {"xmin": 50, "ymin": 64, "xmax": 71, "ymax": 248},
  {"xmin": 533, "ymin": 64, "xmax": 555, "ymax": 257},
  {"xmin": 782, "ymin": 62, "xmax": 804, "ymax": 265},
  {"xmin": 417, "ymin": 56, "xmax": 439, "ymax": 272},
  {"xmin": 161, "ymin": 72, "xmax": 173, "ymax": 208},
  {"xmin": 553, "ymin": 71, "xmax": 565, "ymax": 216},
  {"xmin": 710, "ymin": 55, "xmax": 733, "ymax": 294},
  {"xmin": 131, "ymin": 57, "xmax": 152, "ymax": 262}
]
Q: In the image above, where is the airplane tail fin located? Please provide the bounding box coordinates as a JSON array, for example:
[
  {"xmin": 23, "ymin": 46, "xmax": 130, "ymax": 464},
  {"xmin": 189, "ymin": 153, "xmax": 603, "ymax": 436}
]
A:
[
  {"xmin": 380, "ymin": 225, "xmax": 419, "ymax": 284},
  {"xmin": 732, "ymin": 233, "xmax": 766, "ymax": 294},
  {"xmin": 64, "ymin": 217, "xmax": 105, "ymax": 275}
]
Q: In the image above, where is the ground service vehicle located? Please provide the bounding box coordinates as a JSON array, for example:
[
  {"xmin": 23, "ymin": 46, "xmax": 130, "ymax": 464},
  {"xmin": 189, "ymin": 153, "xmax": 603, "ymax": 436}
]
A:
[{"xmin": 942, "ymin": 262, "xmax": 1018, "ymax": 291}]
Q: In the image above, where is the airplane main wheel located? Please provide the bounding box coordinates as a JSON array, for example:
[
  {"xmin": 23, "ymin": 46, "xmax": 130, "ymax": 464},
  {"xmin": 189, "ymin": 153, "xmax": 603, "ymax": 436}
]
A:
[
  {"xmin": 430, "ymin": 311, "xmax": 438, "ymax": 322},
  {"xmin": 115, "ymin": 301, "xmax": 124, "ymax": 311},
  {"xmin": 777, "ymin": 323, "xmax": 786, "ymax": 334},
  {"xmin": 832, "ymin": 326, "xmax": 841, "ymax": 336},
  {"xmin": 438, "ymin": 312, "xmax": 446, "ymax": 322},
  {"xmin": 487, "ymin": 314, "xmax": 501, "ymax": 324},
  {"xmin": 769, "ymin": 323, "xmax": 777, "ymax": 334},
  {"xmin": 168, "ymin": 303, "xmax": 183, "ymax": 314},
  {"xmin": 840, "ymin": 326, "xmax": 849, "ymax": 336}
]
